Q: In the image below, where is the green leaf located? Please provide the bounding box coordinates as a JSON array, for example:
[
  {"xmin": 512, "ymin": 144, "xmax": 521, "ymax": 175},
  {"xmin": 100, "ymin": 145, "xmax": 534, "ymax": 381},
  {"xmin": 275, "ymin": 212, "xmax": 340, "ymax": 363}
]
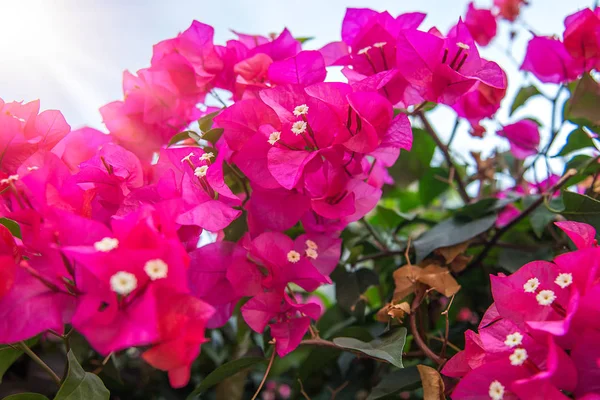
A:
[
  {"xmin": 556, "ymin": 127, "xmax": 597, "ymax": 157},
  {"xmin": 333, "ymin": 328, "xmax": 407, "ymax": 368},
  {"xmin": 0, "ymin": 218, "xmax": 21, "ymax": 239},
  {"xmin": 498, "ymin": 246, "xmax": 554, "ymax": 273},
  {"xmin": 414, "ymin": 214, "xmax": 497, "ymax": 261},
  {"xmin": 558, "ymin": 191, "xmax": 600, "ymax": 237},
  {"xmin": 167, "ymin": 130, "xmax": 195, "ymax": 147},
  {"xmin": 223, "ymin": 210, "xmax": 248, "ymax": 242},
  {"xmin": 201, "ymin": 128, "xmax": 224, "ymax": 145},
  {"xmin": 388, "ymin": 128, "xmax": 436, "ymax": 186},
  {"xmin": 187, "ymin": 357, "xmax": 266, "ymax": 399},
  {"xmin": 0, "ymin": 337, "xmax": 38, "ymax": 383},
  {"xmin": 562, "ymin": 154, "xmax": 600, "ymax": 187},
  {"xmin": 366, "ymin": 366, "xmax": 421, "ymax": 400},
  {"xmin": 419, "ymin": 167, "xmax": 450, "ymax": 205},
  {"xmin": 331, "ymin": 267, "xmax": 378, "ymax": 314},
  {"xmin": 198, "ymin": 110, "xmax": 221, "ymax": 133},
  {"xmin": 54, "ymin": 350, "xmax": 109, "ymax": 400},
  {"xmin": 295, "ymin": 36, "xmax": 314, "ymax": 44},
  {"xmin": 2, "ymin": 394, "xmax": 50, "ymax": 400},
  {"xmin": 523, "ymin": 196, "xmax": 561, "ymax": 238},
  {"xmin": 510, "ymin": 85, "xmax": 542, "ymax": 116},
  {"xmin": 564, "ymin": 74, "xmax": 600, "ymax": 129},
  {"xmin": 454, "ymin": 197, "xmax": 516, "ymax": 220},
  {"xmin": 370, "ymin": 206, "xmax": 414, "ymax": 230}
]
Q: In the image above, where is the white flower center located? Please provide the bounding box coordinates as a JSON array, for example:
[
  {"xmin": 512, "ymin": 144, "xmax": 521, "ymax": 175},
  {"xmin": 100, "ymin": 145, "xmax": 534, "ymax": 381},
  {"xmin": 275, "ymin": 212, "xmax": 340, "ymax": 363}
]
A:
[
  {"xmin": 291, "ymin": 121, "xmax": 307, "ymax": 135},
  {"xmin": 287, "ymin": 250, "xmax": 301, "ymax": 263},
  {"xmin": 199, "ymin": 152, "xmax": 214, "ymax": 161},
  {"xmin": 373, "ymin": 41, "xmax": 387, "ymax": 48},
  {"xmin": 554, "ymin": 273, "xmax": 573, "ymax": 289},
  {"xmin": 194, "ymin": 165, "xmax": 209, "ymax": 178},
  {"xmin": 293, "ymin": 104, "xmax": 309, "ymax": 116},
  {"xmin": 523, "ymin": 277, "xmax": 540, "ymax": 293},
  {"xmin": 305, "ymin": 248, "xmax": 318, "ymax": 259},
  {"xmin": 268, "ymin": 131, "xmax": 281, "ymax": 145},
  {"xmin": 144, "ymin": 259, "xmax": 168, "ymax": 280},
  {"xmin": 27, "ymin": 166, "xmax": 39, "ymax": 171},
  {"xmin": 488, "ymin": 380, "xmax": 505, "ymax": 400},
  {"xmin": 110, "ymin": 271, "xmax": 138, "ymax": 295},
  {"xmin": 1, "ymin": 174, "xmax": 19, "ymax": 184},
  {"xmin": 357, "ymin": 46, "xmax": 372, "ymax": 55},
  {"xmin": 504, "ymin": 332, "xmax": 523, "ymax": 348},
  {"xmin": 94, "ymin": 237, "xmax": 119, "ymax": 252},
  {"xmin": 180, "ymin": 152, "xmax": 195, "ymax": 163},
  {"xmin": 509, "ymin": 348, "xmax": 528, "ymax": 366},
  {"xmin": 457, "ymin": 42, "xmax": 470, "ymax": 50},
  {"xmin": 536, "ymin": 290, "xmax": 556, "ymax": 306},
  {"xmin": 305, "ymin": 239, "xmax": 318, "ymax": 250}
]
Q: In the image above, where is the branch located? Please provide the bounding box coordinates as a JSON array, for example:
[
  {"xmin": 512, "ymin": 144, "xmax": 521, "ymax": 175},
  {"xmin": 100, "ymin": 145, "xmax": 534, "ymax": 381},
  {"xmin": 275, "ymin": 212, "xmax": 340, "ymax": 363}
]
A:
[
  {"xmin": 470, "ymin": 169, "xmax": 577, "ymax": 267},
  {"xmin": 19, "ymin": 341, "xmax": 61, "ymax": 386},
  {"xmin": 360, "ymin": 218, "xmax": 388, "ymax": 250},
  {"xmin": 250, "ymin": 348, "xmax": 276, "ymax": 400},
  {"xmin": 410, "ymin": 289, "xmax": 445, "ymax": 365},
  {"xmin": 417, "ymin": 112, "xmax": 470, "ymax": 203}
]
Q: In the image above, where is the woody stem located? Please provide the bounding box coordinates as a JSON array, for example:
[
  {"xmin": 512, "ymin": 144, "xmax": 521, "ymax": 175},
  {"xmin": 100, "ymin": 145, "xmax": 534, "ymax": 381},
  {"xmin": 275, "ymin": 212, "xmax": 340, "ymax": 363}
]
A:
[
  {"xmin": 19, "ymin": 341, "xmax": 62, "ymax": 386},
  {"xmin": 410, "ymin": 289, "xmax": 444, "ymax": 365},
  {"xmin": 250, "ymin": 348, "xmax": 276, "ymax": 400}
]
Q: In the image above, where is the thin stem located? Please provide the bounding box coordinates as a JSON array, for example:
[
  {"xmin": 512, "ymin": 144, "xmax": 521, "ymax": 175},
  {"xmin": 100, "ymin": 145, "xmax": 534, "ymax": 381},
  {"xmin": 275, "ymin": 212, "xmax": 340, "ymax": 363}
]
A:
[
  {"xmin": 409, "ymin": 289, "xmax": 445, "ymax": 365},
  {"xmin": 250, "ymin": 349, "xmax": 276, "ymax": 400},
  {"xmin": 328, "ymin": 381, "xmax": 349, "ymax": 400},
  {"xmin": 440, "ymin": 295, "xmax": 455, "ymax": 358},
  {"xmin": 210, "ymin": 90, "xmax": 228, "ymax": 107},
  {"xmin": 447, "ymin": 117, "xmax": 460, "ymax": 148},
  {"xmin": 360, "ymin": 218, "xmax": 388, "ymax": 250},
  {"xmin": 298, "ymin": 379, "xmax": 312, "ymax": 400},
  {"xmin": 417, "ymin": 112, "xmax": 470, "ymax": 203},
  {"xmin": 470, "ymin": 169, "xmax": 577, "ymax": 267},
  {"xmin": 19, "ymin": 341, "xmax": 62, "ymax": 386},
  {"xmin": 354, "ymin": 250, "xmax": 405, "ymax": 264}
]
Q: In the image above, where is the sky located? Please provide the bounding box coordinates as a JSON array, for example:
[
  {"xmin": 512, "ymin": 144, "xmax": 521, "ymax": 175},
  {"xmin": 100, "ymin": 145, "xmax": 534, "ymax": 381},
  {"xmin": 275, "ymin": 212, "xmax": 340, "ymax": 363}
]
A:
[{"xmin": 0, "ymin": 0, "xmax": 594, "ymax": 176}]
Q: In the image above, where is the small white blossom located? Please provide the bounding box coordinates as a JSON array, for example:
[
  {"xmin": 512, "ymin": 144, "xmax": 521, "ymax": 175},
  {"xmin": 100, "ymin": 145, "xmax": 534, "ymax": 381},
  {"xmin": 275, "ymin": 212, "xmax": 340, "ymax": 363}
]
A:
[
  {"xmin": 293, "ymin": 104, "xmax": 309, "ymax": 116},
  {"xmin": 536, "ymin": 290, "xmax": 557, "ymax": 306},
  {"xmin": 523, "ymin": 277, "xmax": 540, "ymax": 293},
  {"xmin": 94, "ymin": 237, "xmax": 119, "ymax": 252},
  {"xmin": 555, "ymin": 273, "xmax": 573, "ymax": 289},
  {"xmin": 199, "ymin": 152, "xmax": 214, "ymax": 162},
  {"xmin": 181, "ymin": 152, "xmax": 195, "ymax": 163},
  {"xmin": 268, "ymin": 131, "xmax": 281, "ymax": 145},
  {"xmin": 291, "ymin": 121, "xmax": 307, "ymax": 135},
  {"xmin": 194, "ymin": 165, "xmax": 209, "ymax": 178},
  {"xmin": 504, "ymin": 332, "xmax": 523, "ymax": 348},
  {"xmin": 110, "ymin": 271, "xmax": 137, "ymax": 295},
  {"xmin": 305, "ymin": 239, "xmax": 318, "ymax": 250},
  {"xmin": 509, "ymin": 348, "xmax": 528, "ymax": 366},
  {"xmin": 144, "ymin": 259, "xmax": 168, "ymax": 280},
  {"xmin": 287, "ymin": 250, "xmax": 301, "ymax": 263},
  {"xmin": 305, "ymin": 248, "xmax": 318, "ymax": 259},
  {"xmin": 1, "ymin": 174, "xmax": 19, "ymax": 184},
  {"xmin": 488, "ymin": 380, "xmax": 505, "ymax": 400}
]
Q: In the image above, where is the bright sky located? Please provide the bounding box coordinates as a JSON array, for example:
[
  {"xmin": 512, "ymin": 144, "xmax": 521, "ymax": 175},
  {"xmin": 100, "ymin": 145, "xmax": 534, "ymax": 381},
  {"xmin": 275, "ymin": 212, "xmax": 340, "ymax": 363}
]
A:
[{"xmin": 0, "ymin": 0, "xmax": 593, "ymax": 177}]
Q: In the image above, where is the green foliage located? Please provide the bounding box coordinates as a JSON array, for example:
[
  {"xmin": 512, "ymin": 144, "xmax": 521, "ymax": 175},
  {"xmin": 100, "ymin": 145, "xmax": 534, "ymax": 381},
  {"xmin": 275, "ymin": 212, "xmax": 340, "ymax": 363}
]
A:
[
  {"xmin": 54, "ymin": 351, "xmax": 109, "ymax": 400},
  {"xmin": 556, "ymin": 127, "xmax": 598, "ymax": 157},
  {"xmin": 367, "ymin": 367, "xmax": 421, "ymax": 400},
  {"xmin": 0, "ymin": 217, "xmax": 21, "ymax": 239},
  {"xmin": 558, "ymin": 191, "xmax": 600, "ymax": 238},
  {"xmin": 564, "ymin": 74, "xmax": 600, "ymax": 130},
  {"xmin": 510, "ymin": 85, "xmax": 542, "ymax": 116},
  {"xmin": 389, "ymin": 128, "xmax": 436, "ymax": 186},
  {"xmin": 2, "ymin": 394, "xmax": 50, "ymax": 400},
  {"xmin": 333, "ymin": 328, "xmax": 407, "ymax": 368},
  {"xmin": 0, "ymin": 338, "xmax": 37, "ymax": 383}
]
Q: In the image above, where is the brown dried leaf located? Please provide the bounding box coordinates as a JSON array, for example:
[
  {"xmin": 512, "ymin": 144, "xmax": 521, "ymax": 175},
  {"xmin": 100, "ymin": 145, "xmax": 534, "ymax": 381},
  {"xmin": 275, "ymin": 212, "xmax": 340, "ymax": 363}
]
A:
[
  {"xmin": 418, "ymin": 264, "xmax": 461, "ymax": 297},
  {"xmin": 449, "ymin": 254, "xmax": 473, "ymax": 273},
  {"xmin": 375, "ymin": 302, "xmax": 411, "ymax": 322},
  {"xmin": 392, "ymin": 264, "xmax": 423, "ymax": 301},
  {"xmin": 417, "ymin": 365, "xmax": 446, "ymax": 400},
  {"xmin": 435, "ymin": 240, "xmax": 471, "ymax": 263}
]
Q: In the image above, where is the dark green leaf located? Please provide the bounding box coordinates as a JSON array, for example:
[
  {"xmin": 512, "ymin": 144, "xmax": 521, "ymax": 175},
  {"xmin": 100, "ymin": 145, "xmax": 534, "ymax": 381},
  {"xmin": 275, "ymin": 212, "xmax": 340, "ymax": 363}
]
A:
[
  {"xmin": 498, "ymin": 246, "xmax": 554, "ymax": 273},
  {"xmin": 558, "ymin": 191, "xmax": 600, "ymax": 237},
  {"xmin": 187, "ymin": 357, "xmax": 266, "ymax": 399},
  {"xmin": 370, "ymin": 206, "xmax": 414, "ymax": 230},
  {"xmin": 414, "ymin": 214, "xmax": 497, "ymax": 261},
  {"xmin": 563, "ymin": 154, "xmax": 600, "ymax": 187},
  {"xmin": 223, "ymin": 210, "xmax": 247, "ymax": 242},
  {"xmin": 54, "ymin": 350, "xmax": 109, "ymax": 400},
  {"xmin": 556, "ymin": 128, "xmax": 597, "ymax": 157},
  {"xmin": 198, "ymin": 110, "xmax": 221, "ymax": 133},
  {"xmin": 523, "ymin": 196, "xmax": 558, "ymax": 237},
  {"xmin": 0, "ymin": 218, "xmax": 21, "ymax": 239},
  {"xmin": 201, "ymin": 128, "xmax": 224, "ymax": 145},
  {"xmin": 367, "ymin": 366, "xmax": 421, "ymax": 400},
  {"xmin": 564, "ymin": 74, "xmax": 600, "ymax": 129},
  {"xmin": 2, "ymin": 394, "xmax": 50, "ymax": 400},
  {"xmin": 419, "ymin": 167, "xmax": 450, "ymax": 206},
  {"xmin": 332, "ymin": 267, "xmax": 378, "ymax": 314},
  {"xmin": 295, "ymin": 36, "xmax": 314, "ymax": 44},
  {"xmin": 167, "ymin": 130, "xmax": 195, "ymax": 147},
  {"xmin": 510, "ymin": 85, "xmax": 542, "ymax": 116},
  {"xmin": 0, "ymin": 337, "xmax": 38, "ymax": 383},
  {"xmin": 333, "ymin": 328, "xmax": 407, "ymax": 368},
  {"xmin": 388, "ymin": 128, "xmax": 436, "ymax": 186}
]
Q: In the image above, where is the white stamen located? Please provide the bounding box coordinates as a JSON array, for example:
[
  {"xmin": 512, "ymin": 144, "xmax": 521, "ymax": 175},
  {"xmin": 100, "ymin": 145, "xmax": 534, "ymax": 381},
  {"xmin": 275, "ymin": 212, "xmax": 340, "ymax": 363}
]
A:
[
  {"xmin": 293, "ymin": 104, "xmax": 309, "ymax": 116},
  {"xmin": 287, "ymin": 250, "xmax": 301, "ymax": 263},
  {"xmin": 181, "ymin": 152, "xmax": 195, "ymax": 163},
  {"xmin": 144, "ymin": 259, "xmax": 168, "ymax": 280},
  {"xmin": 504, "ymin": 332, "xmax": 523, "ymax": 348},
  {"xmin": 523, "ymin": 278, "xmax": 540, "ymax": 293},
  {"xmin": 110, "ymin": 271, "xmax": 138, "ymax": 295},
  {"xmin": 509, "ymin": 348, "xmax": 528, "ymax": 366},
  {"xmin": 305, "ymin": 248, "xmax": 318, "ymax": 259},
  {"xmin": 199, "ymin": 152, "xmax": 214, "ymax": 162},
  {"xmin": 1, "ymin": 174, "xmax": 20, "ymax": 184},
  {"xmin": 488, "ymin": 380, "xmax": 505, "ymax": 400},
  {"xmin": 457, "ymin": 42, "xmax": 470, "ymax": 50},
  {"xmin": 357, "ymin": 46, "xmax": 372, "ymax": 55},
  {"xmin": 94, "ymin": 237, "xmax": 119, "ymax": 252},
  {"xmin": 291, "ymin": 121, "xmax": 307, "ymax": 135},
  {"xmin": 305, "ymin": 239, "xmax": 318, "ymax": 250},
  {"xmin": 373, "ymin": 42, "xmax": 387, "ymax": 48},
  {"xmin": 27, "ymin": 166, "xmax": 39, "ymax": 171},
  {"xmin": 555, "ymin": 273, "xmax": 573, "ymax": 289},
  {"xmin": 268, "ymin": 131, "xmax": 281, "ymax": 145},
  {"xmin": 194, "ymin": 165, "xmax": 209, "ymax": 178},
  {"xmin": 536, "ymin": 290, "xmax": 556, "ymax": 306}
]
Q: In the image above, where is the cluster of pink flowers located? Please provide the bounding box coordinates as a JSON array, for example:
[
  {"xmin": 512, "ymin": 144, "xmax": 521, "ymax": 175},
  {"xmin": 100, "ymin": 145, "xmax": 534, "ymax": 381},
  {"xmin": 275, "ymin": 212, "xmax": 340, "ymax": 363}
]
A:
[{"xmin": 443, "ymin": 221, "xmax": 600, "ymax": 399}]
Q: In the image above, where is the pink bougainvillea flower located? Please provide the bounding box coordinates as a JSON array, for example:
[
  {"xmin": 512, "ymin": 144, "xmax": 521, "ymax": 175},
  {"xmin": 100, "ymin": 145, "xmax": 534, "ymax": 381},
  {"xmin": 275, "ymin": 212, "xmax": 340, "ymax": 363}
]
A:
[
  {"xmin": 494, "ymin": 0, "xmax": 527, "ymax": 22},
  {"xmin": 563, "ymin": 8, "xmax": 600, "ymax": 69},
  {"xmin": 268, "ymin": 50, "xmax": 327, "ymax": 86},
  {"xmin": 463, "ymin": 3, "xmax": 497, "ymax": 46},
  {"xmin": 52, "ymin": 127, "xmax": 113, "ymax": 172},
  {"xmin": 570, "ymin": 329, "xmax": 600, "ymax": 397},
  {"xmin": 554, "ymin": 220, "xmax": 597, "ymax": 249},
  {"xmin": 497, "ymin": 120, "xmax": 540, "ymax": 159},
  {"xmin": 395, "ymin": 20, "xmax": 506, "ymax": 105},
  {"xmin": 521, "ymin": 36, "xmax": 584, "ymax": 84},
  {"xmin": 452, "ymin": 77, "xmax": 507, "ymax": 129}
]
